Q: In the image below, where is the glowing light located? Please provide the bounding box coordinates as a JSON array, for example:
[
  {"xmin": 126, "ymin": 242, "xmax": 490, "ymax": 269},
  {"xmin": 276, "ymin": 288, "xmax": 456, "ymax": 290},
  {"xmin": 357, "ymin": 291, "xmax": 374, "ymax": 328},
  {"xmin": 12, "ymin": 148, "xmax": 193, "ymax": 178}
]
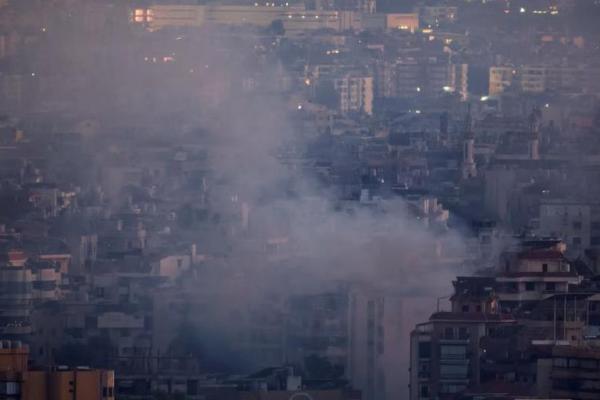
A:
[
  {"xmin": 443, "ymin": 86, "xmax": 452, "ymax": 92},
  {"xmin": 520, "ymin": 7, "xmax": 526, "ymax": 13},
  {"xmin": 480, "ymin": 96, "xmax": 489, "ymax": 101},
  {"xmin": 545, "ymin": 103, "xmax": 550, "ymax": 108},
  {"xmin": 416, "ymin": 87, "xmax": 421, "ymax": 92},
  {"xmin": 297, "ymin": 104, "xmax": 303, "ymax": 110},
  {"xmin": 304, "ymin": 78, "xmax": 311, "ymax": 85}
]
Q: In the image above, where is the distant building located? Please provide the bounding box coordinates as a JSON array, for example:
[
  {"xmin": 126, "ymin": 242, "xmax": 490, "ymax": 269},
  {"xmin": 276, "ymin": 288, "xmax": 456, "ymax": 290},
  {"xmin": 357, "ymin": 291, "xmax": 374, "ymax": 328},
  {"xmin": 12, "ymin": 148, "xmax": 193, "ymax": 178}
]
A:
[
  {"xmin": 0, "ymin": 260, "xmax": 33, "ymax": 342},
  {"xmin": 496, "ymin": 239, "xmax": 582, "ymax": 310},
  {"xmin": 334, "ymin": 74, "xmax": 374, "ymax": 115},
  {"xmin": 409, "ymin": 293, "xmax": 516, "ymax": 400},
  {"xmin": 489, "ymin": 66, "xmax": 516, "ymax": 96},
  {"xmin": 419, "ymin": 6, "xmax": 457, "ymax": 27},
  {"xmin": 132, "ymin": 4, "xmax": 417, "ymax": 34},
  {"xmin": 0, "ymin": 340, "xmax": 115, "ymax": 400},
  {"xmin": 536, "ymin": 199, "xmax": 600, "ymax": 259},
  {"xmin": 385, "ymin": 13, "xmax": 419, "ymax": 32},
  {"xmin": 537, "ymin": 345, "xmax": 600, "ymax": 399},
  {"xmin": 393, "ymin": 57, "xmax": 468, "ymax": 101},
  {"xmin": 287, "ymin": 284, "xmax": 403, "ymax": 400},
  {"xmin": 489, "ymin": 64, "xmax": 599, "ymax": 96}
]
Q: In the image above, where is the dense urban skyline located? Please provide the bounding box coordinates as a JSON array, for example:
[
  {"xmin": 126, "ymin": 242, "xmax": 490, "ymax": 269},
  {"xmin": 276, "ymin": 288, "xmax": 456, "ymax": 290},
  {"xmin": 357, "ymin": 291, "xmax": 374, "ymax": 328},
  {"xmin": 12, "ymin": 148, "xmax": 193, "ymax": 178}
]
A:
[{"xmin": 1, "ymin": 1, "xmax": 600, "ymax": 399}]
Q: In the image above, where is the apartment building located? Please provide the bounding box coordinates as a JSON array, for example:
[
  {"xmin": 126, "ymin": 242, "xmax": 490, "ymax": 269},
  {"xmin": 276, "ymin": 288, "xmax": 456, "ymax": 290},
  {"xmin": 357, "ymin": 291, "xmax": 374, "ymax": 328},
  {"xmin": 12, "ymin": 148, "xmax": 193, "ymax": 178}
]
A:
[
  {"xmin": 536, "ymin": 199, "xmax": 600, "ymax": 259},
  {"xmin": 489, "ymin": 64, "xmax": 597, "ymax": 96},
  {"xmin": 287, "ymin": 284, "xmax": 402, "ymax": 400},
  {"xmin": 0, "ymin": 341, "xmax": 115, "ymax": 400},
  {"xmin": 409, "ymin": 279, "xmax": 516, "ymax": 400},
  {"xmin": 496, "ymin": 239, "xmax": 583, "ymax": 310},
  {"xmin": 334, "ymin": 74, "xmax": 374, "ymax": 115}
]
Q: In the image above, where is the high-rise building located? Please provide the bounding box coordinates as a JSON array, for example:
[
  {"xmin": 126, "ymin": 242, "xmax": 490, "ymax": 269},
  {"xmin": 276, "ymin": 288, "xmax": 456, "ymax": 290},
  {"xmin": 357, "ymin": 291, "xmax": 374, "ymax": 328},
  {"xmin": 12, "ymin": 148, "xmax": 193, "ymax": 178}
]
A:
[
  {"xmin": 0, "ymin": 255, "xmax": 33, "ymax": 343},
  {"xmin": 286, "ymin": 284, "xmax": 402, "ymax": 400},
  {"xmin": 461, "ymin": 109, "xmax": 477, "ymax": 180}
]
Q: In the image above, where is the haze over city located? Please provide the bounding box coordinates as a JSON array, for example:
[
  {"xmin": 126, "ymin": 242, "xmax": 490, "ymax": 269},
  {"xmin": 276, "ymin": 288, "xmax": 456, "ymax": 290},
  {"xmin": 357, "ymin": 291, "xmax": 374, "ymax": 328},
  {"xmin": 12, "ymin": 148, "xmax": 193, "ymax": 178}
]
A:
[{"xmin": 1, "ymin": 1, "xmax": 600, "ymax": 400}]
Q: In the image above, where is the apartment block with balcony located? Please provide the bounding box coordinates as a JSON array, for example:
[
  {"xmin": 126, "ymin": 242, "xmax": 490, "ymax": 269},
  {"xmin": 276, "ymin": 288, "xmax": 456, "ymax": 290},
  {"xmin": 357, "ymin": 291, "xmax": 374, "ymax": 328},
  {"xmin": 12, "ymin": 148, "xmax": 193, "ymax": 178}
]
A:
[
  {"xmin": 537, "ymin": 345, "xmax": 600, "ymax": 400},
  {"xmin": 409, "ymin": 312, "xmax": 517, "ymax": 400},
  {"xmin": 0, "ymin": 261, "xmax": 33, "ymax": 342},
  {"xmin": 496, "ymin": 239, "xmax": 582, "ymax": 310},
  {"xmin": 409, "ymin": 277, "xmax": 516, "ymax": 400}
]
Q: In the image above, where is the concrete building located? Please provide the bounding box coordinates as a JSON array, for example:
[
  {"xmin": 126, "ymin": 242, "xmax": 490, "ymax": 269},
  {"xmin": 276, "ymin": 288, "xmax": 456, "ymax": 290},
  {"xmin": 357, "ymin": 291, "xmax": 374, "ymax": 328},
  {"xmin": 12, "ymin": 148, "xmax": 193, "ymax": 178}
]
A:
[
  {"xmin": 0, "ymin": 261, "xmax": 33, "ymax": 342},
  {"xmin": 419, "ymin": 6, "xmax": 457, "ymax": 27},
  {"xmin": 286, "ymin": 284, "xmax": 402, "ymax": 400},
  {"xmin": 132, "ymin": 4, "xmax": 419, "ymax": 34},
  {"xmin": 496, "ymin": 239, "xmax": 582, "ymax": 311},
  {"xmin": 394, "ymin": 57, "xmax": 468, "ymax": 101},
  {"xmin": 461, "ymin": 110, "xmax": 477, "ymax": 180},
  {"xmin": 489, "ymin": 66, "xmax": 516, "ymax": 96},
  {"xmin": 489, "ymin": 64, "xmax": 598, "ymax": 96},
  {"xmin": 334, "ymin": 74, "xmax": 373, "ymax": 115},
  {"xmin": 536, "ymin": 200, "xmax": 600, "ymax": 258},
  {"xmin": 409, "ymin": 307, "xmax": 516, "ymax": 399},
  {"xmin": 385, "ymin": 13, "xmax": 418, "ymax": 32},
  {"xmin": 537, "ymin": 345, "xmax": 600, "ymax": 400},
  {"xmin": 0, "ymin": 341, "xmax": 115, "ymax": 400}
]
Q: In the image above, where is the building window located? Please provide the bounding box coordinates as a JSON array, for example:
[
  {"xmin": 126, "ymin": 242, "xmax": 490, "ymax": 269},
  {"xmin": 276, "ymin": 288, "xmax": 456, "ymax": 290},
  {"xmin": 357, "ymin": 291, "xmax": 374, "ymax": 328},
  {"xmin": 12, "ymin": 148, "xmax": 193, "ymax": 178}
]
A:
[
  {"xmin": 553, "ymin": 357, "xmax": 567, "ymax": 367},
  {"xmin": 572, "ymin": 221, "xmax": 582, "ymax": 230},
  {"xmin": 461, "ymin": 305, "xmax": 469, "ymax": 312},
  {"xmin": 418, "ymin": 341, "xmax": 431, "ymax": 359},
  {"xmin": 542, "ymin": 263, "xmax": 548, "ymax": 272},
  {"xmin": 440, "ymin": 345, "xmax": 467, "ymax": 359},
  {"xmin": 546, "ymin": 282, "xmax": 556, "ymax": 291},
  {"xmin": 572, "ymin": 237, "xmax": 582, "ymax": 247},
  {"xmin": 440, "ymin": 363, "xmax": 468, "ymax": 378},
  {"xmin": 187, "ymin": 380, "xmax": 198, "ymax": 395},
  {"xmin": 444, "ymin": 327, "xmax": 454, "ymax": 339},
  {"xmin": 420, "ymin": 384, "xmax": 429, "ymax": 398},
  {"xmin": 525, "ymin": 282, "xmax": 536, "ymax": 291}
]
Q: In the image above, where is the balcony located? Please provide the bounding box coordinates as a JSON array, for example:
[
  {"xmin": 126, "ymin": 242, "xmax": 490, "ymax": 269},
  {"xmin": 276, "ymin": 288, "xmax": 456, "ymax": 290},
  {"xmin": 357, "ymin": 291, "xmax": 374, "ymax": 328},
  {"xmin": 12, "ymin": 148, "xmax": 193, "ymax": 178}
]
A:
[{"xmin": 0, "ymin": 324, "xmax": 32, "ymax": 335}]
